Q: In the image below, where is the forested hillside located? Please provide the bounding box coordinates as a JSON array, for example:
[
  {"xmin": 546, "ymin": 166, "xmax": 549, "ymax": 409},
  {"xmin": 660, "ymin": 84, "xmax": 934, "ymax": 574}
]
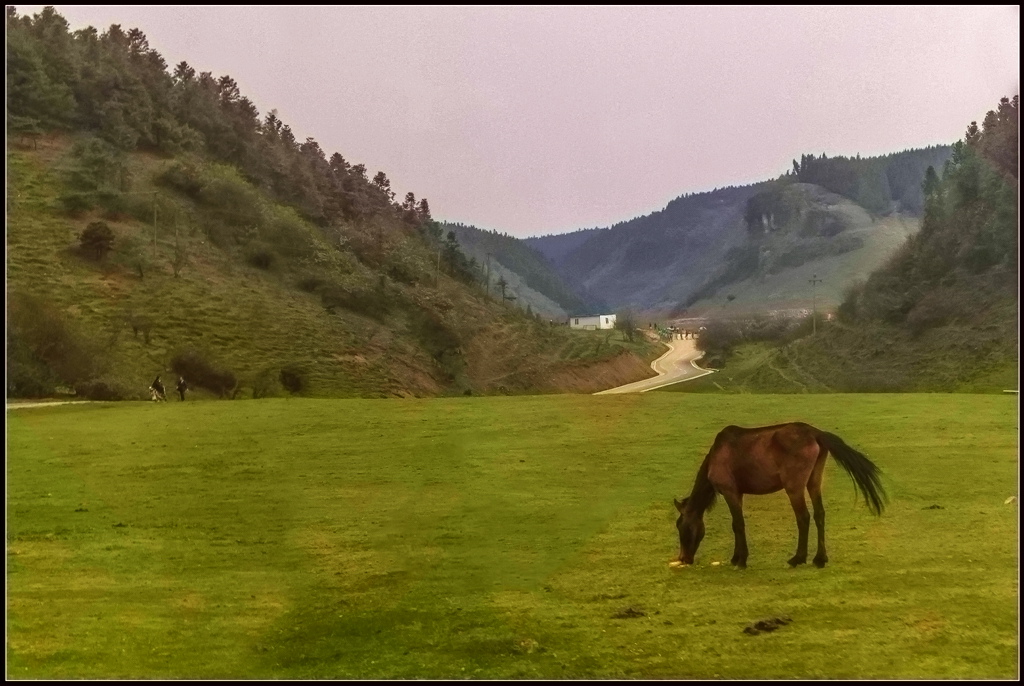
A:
[
  {"xmin": 5, "ymin": 7, "xmax": 661, "ymax": 399},
  {"xmin": 528, "ymin": 147, "xmax": 951, "ymax": 315},
  {"xmin": 689, "ymin": 96, "xmax": 1018, "ymax": 392},
  {"xmin": 529, "ymin": 184, "xmax": 769, "ymax": 312},
  {"xmin": 444, "ymin": 222, "xmax": 591, "ymax": 319}
]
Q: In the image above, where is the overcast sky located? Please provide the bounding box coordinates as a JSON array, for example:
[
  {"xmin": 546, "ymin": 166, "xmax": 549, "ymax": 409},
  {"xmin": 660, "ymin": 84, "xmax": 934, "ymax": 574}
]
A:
[{"xmin": 18, "ymin": 5, "xmax": 1020, "ymax": 237}]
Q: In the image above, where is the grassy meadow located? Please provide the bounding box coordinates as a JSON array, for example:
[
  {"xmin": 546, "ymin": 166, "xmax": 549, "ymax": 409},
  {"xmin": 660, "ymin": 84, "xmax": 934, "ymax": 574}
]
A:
[{"xmin": 6, "ymin": 393, "xmax": 1019, "ymax": 679}]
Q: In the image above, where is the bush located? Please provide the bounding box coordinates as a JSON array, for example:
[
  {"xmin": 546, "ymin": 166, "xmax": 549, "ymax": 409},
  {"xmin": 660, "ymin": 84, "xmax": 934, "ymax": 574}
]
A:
[
  {"xmin": 906, "ymin": 290, "xmax": 955, "ymax": 337},
  {"xmin": 170, "ymin": 347, "xmax": 237, "ymax": 398},
  {"xmin": 197, "ymin": 172, "xmax": 263, "ymax": 228},
  {"xmin": 296, "ymin": 273, "xmax": 327, "ymax": 293},
  {"xmin": 80, "ymin": 221, "xmax": 115, "ymax": 260},
  {"xmin": 279, "ymin": 365, "xmax": 307, "ymax": 394},
  {"xmin": 251, "ymin": 367, "xmax": 282, "ymax": 399},
  {"xmin": 97, "ymin": 190, "xmax": 131, "ymax": 220},
  {"xmin": 74, "ymin": 375, "xmax": 142, "ymax": 401},
  {"xmin": 59, "ymin": 191, "xmax": 94, "ymax": 216},
  {"xmin": 246, "ymin": 243, "xmax": 277, "ymax": 270},
  {"xmin": 6, "ymin": 330, "xmax": 62, "ymax": 398},
  {"xmin": 157, "ymin": 158, "xmax": 204, "ymax": 197},
  {"xmin": 7, "ymin": 292, "xmax": 104, "ymax": 394},
  {"xmin": 411, "ymin": 310, "xmax": 465, "ymax": 381}
]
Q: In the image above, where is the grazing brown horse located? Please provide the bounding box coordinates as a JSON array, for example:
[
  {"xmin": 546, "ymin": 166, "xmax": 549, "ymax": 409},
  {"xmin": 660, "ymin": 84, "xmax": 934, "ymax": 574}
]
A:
[{"xmin": 673, "ymin": 422, "xmax": 886, "ymax": 568}]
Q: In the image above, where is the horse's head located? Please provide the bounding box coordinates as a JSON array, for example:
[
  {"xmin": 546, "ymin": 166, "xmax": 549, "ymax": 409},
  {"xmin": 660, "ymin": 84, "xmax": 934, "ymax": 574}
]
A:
[{"xmin": 673, "ymin": 497, "xmax": 705, "ymax": 564}]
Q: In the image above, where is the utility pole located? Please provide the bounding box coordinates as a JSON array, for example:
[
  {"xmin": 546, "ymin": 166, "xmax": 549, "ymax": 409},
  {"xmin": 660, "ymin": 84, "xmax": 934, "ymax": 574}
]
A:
[
  {"xmin": 151, "ymin": 193, "xmax": 159, "ymax": 259},
  {"xmin": 808, "ymin": 273, "xmax": 823, "ymax": 334}
]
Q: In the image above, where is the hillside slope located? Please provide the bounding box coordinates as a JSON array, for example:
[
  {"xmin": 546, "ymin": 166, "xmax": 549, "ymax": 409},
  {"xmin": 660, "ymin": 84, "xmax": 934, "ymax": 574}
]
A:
[
  {"xmin": 6, "ymin": 137, "xmax": 661, "ymax": 399},
  {"xmin": 444, "ymin": 222, "xmax": 591, "ymax": 319},
  {"xmin": 530, "ymin": 184, "xmax": 768, "ymax": 312},
  {"xmin": 682, "ymin": 184, "xmax": 921, "ymax": 315},
  {"xmin": 527, "ymin": 148, "xmax": 950, "ymax": 315},
  {"xmin": 5, "ymin": 8, "xmax": 662, "ymax": 399},
  {"xmin": 678, "ymin": 96, "xmax": 1018, "ymax": 393}
]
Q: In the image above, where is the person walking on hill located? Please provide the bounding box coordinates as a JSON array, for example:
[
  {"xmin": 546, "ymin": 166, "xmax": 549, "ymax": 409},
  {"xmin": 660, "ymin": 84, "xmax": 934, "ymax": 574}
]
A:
[
  {"xmin": 176, "ymin": 376, "xmax": 188, "ymax": 401},
  {"xmin": 150, "ymin": 376, "xmax": 166, "ymax": 402}
]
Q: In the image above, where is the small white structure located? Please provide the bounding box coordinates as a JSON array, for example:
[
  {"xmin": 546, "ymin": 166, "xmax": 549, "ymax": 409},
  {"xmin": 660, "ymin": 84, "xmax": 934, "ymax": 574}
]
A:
[{"xmin": 569, "ymin": 314, "xmax": 617, "ymax": 330}]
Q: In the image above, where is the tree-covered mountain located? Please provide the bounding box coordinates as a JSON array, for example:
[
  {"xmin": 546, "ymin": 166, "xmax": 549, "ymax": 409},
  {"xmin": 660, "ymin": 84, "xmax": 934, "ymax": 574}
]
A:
[
  {"xmin": 838, "ymin": 96, "xmax": 1017, "ymax": 339},
  {"xmin": 528, "ymin": 183, "xmax": 769, "ymax": 312},
  {"xmin": 6, "ymin": 7, "xmax": 662, "ymax": 399},
  {"xmin": 528, "ymin": 147, "xmax": 951, "ymax": 314},
  {"xmin": 443, "ymin": 222, "xmax": 592, "ymax": 318},
  {"xmin": 689, "ymin": 96, "xmax": 1018, "ymax": 392}
]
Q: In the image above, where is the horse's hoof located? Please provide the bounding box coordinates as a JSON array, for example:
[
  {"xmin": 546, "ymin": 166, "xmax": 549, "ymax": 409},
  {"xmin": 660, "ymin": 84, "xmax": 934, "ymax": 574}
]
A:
[
  {"xmin": 813, "ymin": 557, "xmax": 828, "ymax": 568},
  {"xmin": 788, "ymin": 557, "xmax": 807, "ymax": 567}
]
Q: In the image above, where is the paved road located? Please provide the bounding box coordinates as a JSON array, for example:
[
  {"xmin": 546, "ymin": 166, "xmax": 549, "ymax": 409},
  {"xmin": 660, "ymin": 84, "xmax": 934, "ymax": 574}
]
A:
[{"xmin": 594, "ymin": 338, "xmax": 715, "ymax": 395}]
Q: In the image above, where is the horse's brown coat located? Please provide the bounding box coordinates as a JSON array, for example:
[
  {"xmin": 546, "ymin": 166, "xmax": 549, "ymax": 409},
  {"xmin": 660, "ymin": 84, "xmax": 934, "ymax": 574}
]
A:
[{"xmin": 674, "ymin": 422, "xmax": 886, "ymax": 568}]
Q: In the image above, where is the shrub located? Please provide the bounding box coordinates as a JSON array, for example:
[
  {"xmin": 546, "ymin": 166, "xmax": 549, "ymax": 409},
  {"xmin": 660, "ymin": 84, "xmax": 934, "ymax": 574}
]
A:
[
  {"xmin": 170, "ymin": 347, "xmax": 237, "ymax": 398},
  {"xmin": 200, "ymin": 217, "xmax": 234, "ymax": 249},
  {"xmin": 246, "ymin": 243, "xmax": 277, "ymax": 270},
  {"xmin": 279, "ymin": 365, "xmax": 306, "ymax": 394},
  {"xmin": 6, "ymin": 330, "xmax": 62, "ymax": 398},
  {"xmin": 906, "ymin": 291, "xmax": 955, "ymax": 337},
  {"xmin": 7, "ymin": 292, "xmax": 104, "ymax": 393},
  {"xmin": 296, "ymin": 273, "xmax": 327, "ymax": 293},
  {"xmin": 410, "ymin": 310, "xmax": 465, "ymax": 381},
  {"xmin": 59, "ymin": 191, "xmax": 94, "ymax": 216},
  {"xmin": 97, "ymin": 189, "xmax": 130, "ymax": 220},
  {"xmin": 251, "ymin": 367, "xmax": 282, "ymax": 399},
  {"xmin": 80, "ymin": 221, "xmax": 115, "ymax": 260},
  {"xmin": 157, "ymin": 158, "xmax": 204, "ymax": 197},
  {"xmin": 74, "ymin": 375, "xmax": 142, "ymax": 401},
  {"xmin": 197, "ymin": 172, "xmax": 263, "ymax": 228}
]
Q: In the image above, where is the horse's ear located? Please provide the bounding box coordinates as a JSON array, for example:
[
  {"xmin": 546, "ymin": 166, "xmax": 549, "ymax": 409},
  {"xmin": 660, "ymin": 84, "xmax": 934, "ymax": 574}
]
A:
[{"xmin": 674, "ymin": 497, "xmax": 686, "ymax": 513}]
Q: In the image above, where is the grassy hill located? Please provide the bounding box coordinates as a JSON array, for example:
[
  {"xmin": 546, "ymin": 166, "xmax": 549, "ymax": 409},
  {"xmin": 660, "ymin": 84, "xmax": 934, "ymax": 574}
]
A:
[
  {"xmin": 5, "ymin": 8, "xmax": 662, "ymax": 400},
  {"xmin": 683, "ymin": 185, "xmax": 922, "ymax": 316},
  {"xmin": 6, "ymin": 136, "xmax": 661, "ymax": 400},
  {"xmin": 529, "ymin": 184, "xmax": 767, "ymax": 312},
  {"xmin": 668, "ymin": 97, "xmax": 1018, "ymax": 394},
  {"xmin": 8, "ymin": 394, "xmax": 1018, "ymax": 678},
  {"xmin": 527, "ymin": 148, "xmax": 950, "ymax": 316}
]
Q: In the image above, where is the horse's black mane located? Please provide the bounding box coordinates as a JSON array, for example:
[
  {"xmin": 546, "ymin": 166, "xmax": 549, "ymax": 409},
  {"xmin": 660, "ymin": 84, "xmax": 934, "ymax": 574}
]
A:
[{"xmin": 688, "ymin": 458, "xmax": 718, "ymax": 513}]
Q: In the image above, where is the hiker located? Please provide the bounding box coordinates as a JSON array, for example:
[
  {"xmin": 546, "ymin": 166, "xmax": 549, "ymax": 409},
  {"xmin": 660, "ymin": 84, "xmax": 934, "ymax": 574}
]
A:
[
  {"xmin": 150, "ymin": 376, "xmax": 166, "ymax": 402},
  {"xmin": 175, "ymin": 376, "xmax": 188, "ymax": 401}
]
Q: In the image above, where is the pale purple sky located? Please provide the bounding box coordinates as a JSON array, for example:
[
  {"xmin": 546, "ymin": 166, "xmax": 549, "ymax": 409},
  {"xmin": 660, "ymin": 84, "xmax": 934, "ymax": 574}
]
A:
[{"xmin": 18, "ymin": 5, "xmax": 1020, "ymax": 237}]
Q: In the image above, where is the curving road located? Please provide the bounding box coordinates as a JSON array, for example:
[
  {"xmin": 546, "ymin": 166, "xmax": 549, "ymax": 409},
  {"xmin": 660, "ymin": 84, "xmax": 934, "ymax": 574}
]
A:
[{"xmin": 594, "ymin": 337, "xmax": 715, "ymax": 395}]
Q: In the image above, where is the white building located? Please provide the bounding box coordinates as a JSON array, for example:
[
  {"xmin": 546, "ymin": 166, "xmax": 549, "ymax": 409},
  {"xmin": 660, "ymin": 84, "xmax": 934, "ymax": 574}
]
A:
[{"xmin": 569, "ymin": 314, "xmax": 617, "ymax": 330}]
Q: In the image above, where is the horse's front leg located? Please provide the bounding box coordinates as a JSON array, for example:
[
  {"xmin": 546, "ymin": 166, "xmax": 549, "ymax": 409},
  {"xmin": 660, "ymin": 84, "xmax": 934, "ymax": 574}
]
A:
[
  {"xmin": 721, "ymin": 491, "xmax": 748, "ymax": 569},
  {"xmin": 786, "ymin": 488, "xmax": 810, "ymax": 566}
]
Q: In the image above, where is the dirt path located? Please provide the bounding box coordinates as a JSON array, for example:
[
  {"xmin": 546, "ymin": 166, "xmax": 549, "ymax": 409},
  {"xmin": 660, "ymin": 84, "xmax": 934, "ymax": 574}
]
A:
[
  {"xmin": 593, "ymin": 338, "xmax": 715, "ymax": 395},
  {"xmin": 6, "ymin": 400, "xmax": 101, "ymax": 410}
]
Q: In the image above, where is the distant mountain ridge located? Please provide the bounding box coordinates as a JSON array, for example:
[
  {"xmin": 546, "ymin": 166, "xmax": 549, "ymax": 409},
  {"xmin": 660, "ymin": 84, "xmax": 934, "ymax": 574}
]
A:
[
  {"xmin": 443, "ymin": 222, "xmax": 593, "ymax": 318},
  {"xmin": 527, "ymin": 146, "xmax": 952, "ymax": 314}
]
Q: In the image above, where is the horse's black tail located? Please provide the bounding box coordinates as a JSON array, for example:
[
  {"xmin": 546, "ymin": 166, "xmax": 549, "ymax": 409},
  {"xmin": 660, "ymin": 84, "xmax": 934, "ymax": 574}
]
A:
[{"xmin": 818, "ymin": 431, "xmax": 887, "ymax": 515}]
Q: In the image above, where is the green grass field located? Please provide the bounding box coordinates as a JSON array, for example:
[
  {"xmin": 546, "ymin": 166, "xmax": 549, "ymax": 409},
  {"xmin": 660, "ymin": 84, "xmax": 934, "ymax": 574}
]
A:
[{"xmin": 7, "ymin": 394, "xmax": 1018, "ymax": 678}]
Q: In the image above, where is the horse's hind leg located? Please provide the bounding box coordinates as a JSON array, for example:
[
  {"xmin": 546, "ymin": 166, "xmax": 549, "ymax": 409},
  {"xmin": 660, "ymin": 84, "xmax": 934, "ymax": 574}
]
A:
[
  {"xmin": 808, "ymin": 456, "xmax": 828, "ymax": 567},
  {"xmin": 721, "ymin": 490, "xmax": 748, "ymax": 569},
  {"xmin": 786, "ymin": 486, "xmax": 811, "ymax": 567}
]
